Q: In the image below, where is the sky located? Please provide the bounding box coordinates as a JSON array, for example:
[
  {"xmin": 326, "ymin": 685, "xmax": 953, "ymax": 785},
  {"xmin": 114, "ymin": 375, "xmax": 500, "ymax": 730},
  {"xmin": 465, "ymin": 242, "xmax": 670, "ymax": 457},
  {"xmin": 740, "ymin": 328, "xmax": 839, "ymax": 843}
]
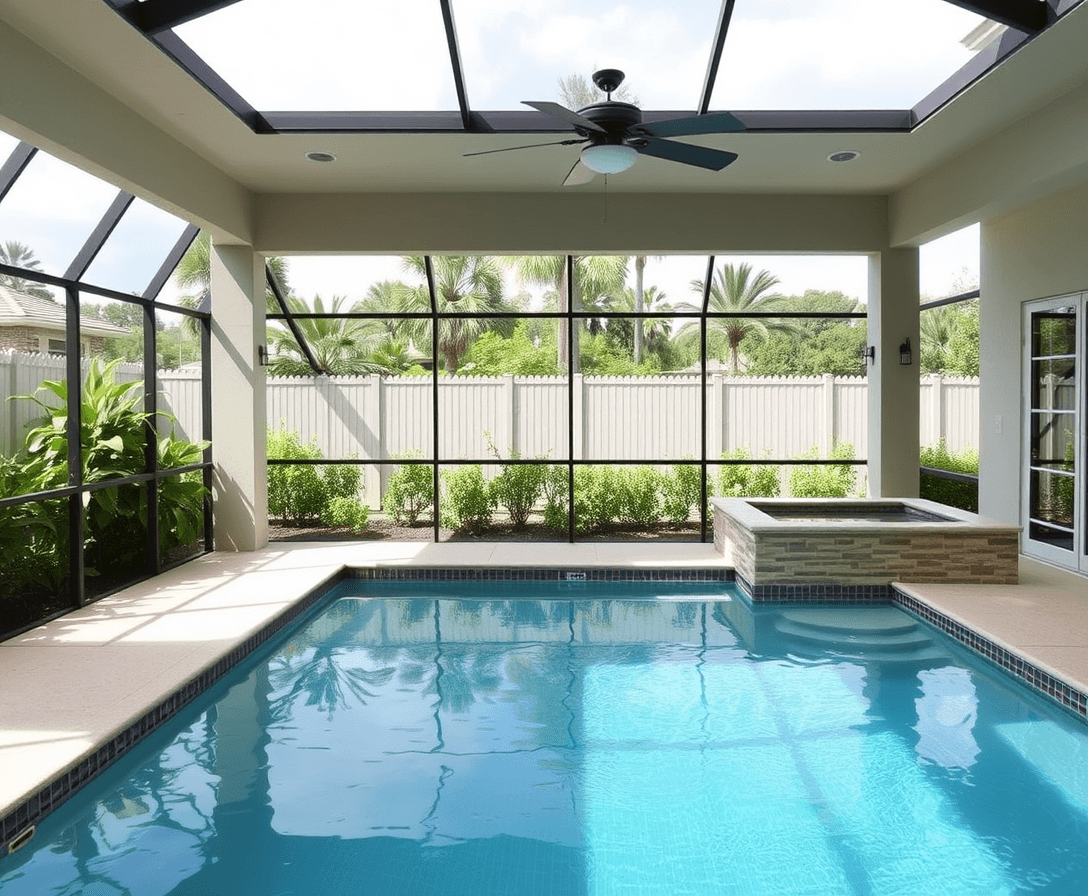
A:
[{"xmin": 0, "ymin": 1, "xmax": 985, "ymax": 306}]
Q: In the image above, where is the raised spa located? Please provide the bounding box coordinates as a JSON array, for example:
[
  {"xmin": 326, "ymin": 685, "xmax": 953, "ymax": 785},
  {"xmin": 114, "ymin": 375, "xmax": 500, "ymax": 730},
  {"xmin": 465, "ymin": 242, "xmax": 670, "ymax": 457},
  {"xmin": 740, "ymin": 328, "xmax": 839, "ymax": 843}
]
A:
[{"xmin": 712, "ymin": 497, "xmax": 1020, "ymax": 599}]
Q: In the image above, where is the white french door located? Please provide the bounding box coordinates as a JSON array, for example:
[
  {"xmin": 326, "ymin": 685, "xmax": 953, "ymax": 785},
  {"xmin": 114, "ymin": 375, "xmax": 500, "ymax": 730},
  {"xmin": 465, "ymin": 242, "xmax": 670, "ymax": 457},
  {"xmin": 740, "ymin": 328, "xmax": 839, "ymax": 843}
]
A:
[{"xmin": 1022, "ymin": 294, "xmax": 1086, "ymax": 573}]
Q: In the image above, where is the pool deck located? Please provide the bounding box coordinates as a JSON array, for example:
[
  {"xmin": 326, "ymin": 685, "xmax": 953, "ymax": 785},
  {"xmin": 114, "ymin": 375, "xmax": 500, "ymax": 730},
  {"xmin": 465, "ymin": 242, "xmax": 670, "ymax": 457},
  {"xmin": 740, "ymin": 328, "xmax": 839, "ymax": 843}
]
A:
[{"xmin": 1, "ymin": 541, "xmax": 1086, "ymax": 845}]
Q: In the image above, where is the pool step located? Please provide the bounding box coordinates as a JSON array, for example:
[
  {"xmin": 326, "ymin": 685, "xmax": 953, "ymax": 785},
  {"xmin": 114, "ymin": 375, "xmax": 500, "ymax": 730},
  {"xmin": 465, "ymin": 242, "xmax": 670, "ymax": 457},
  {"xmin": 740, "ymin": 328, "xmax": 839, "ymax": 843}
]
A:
[{"xmin": 772, "ymin": 607, "xmax": 943, "ymax": 661}]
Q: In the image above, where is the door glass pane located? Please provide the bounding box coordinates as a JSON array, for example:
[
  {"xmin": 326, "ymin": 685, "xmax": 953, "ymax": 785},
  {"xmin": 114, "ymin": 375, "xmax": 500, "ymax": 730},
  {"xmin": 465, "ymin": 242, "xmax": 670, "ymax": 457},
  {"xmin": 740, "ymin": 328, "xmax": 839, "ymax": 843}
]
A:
[
  {"xmin": 1030, "ymin": 469, "xmax": 1075, "ymax": 531},
  {"xmin": 1030, "ymin": 412, "xmax": 1076, "ymax": 468},
  {"xmin": 1031, "ymin": 308, "xmax": 1076, "ymax": 357},
  {"xmin": 1031, "ymin": 358, "xmax": 1076, "ymax": 410}
]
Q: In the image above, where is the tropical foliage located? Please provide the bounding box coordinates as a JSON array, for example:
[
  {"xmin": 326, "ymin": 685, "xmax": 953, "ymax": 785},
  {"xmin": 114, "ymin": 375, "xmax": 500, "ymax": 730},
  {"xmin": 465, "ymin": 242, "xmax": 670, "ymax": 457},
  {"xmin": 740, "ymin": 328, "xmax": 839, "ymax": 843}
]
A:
[
  {"xmin": 675, "ymin": 264, "xmax": 800, "ymax": 374},
  {"xmin": 2, "ymin": 359, "xmax": 209, "ymax": 606}
]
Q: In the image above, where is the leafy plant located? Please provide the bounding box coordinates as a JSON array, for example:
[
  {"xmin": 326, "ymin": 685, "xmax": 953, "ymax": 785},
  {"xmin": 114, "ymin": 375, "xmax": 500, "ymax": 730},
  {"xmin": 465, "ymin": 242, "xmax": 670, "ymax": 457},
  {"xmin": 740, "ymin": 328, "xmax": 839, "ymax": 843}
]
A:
[
  {"xmin": 717, "ymin": 448, "xmax": 780, "ymax": 498},
  {"xmin": 385, "ymin": 452, "xmax": 435, "ymax": 525},
  {"xmin": 440, "ymin": 464, "xmax": 494, "ymax": 532},
  {"xmin": 616, "ymin": 465, "xmax": 662, "ymax": 527},
  {"xmin": 574, "ymin": 465, "xmax": 622, "ymax": 532},
  {"xmin": 919, "ymin": 440, "xmax": 979, "ymax": 512},
  {"xmin": 267, "ymin": 427, "xmax": 368, "ymax": 529},
  {"xmin": 267, "ymin": 429, "xmax": 326, "ymax": 523},
  {"xmin": 660, "ymin": 462, "xmax": 712, "ymax": 525},
  {"xmin": 788, "ymin": 442, "xmax": 858, "ymax": 497},
  {"xmin": 542, "ymin": 465, "xmax": 569, "ymax": 530},
  {"xmin": 486, "ymin": 433, "xmax": 546, "ymax": 528},
  {"xmin": 10, "ymin": 358, "xmax": 209, "ymax": 589},
  {"xmin": 322, "ymin": 496, "xmax": 369, "ymax": 533}
]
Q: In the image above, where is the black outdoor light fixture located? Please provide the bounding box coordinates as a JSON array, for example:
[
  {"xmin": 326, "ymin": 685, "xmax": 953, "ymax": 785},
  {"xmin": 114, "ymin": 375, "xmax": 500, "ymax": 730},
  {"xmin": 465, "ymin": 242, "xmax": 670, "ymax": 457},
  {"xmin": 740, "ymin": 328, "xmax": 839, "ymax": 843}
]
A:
[
  {"xmin": 864, "ymin": 345, "xmax": 876, "ymax": 365},
  {"xmin": 257, "ymin": 345, "xmax": 269, "ymax": 367},
  {"xmin": 899, "ymin": 338, "xmax": 912, "ymax": 365}
]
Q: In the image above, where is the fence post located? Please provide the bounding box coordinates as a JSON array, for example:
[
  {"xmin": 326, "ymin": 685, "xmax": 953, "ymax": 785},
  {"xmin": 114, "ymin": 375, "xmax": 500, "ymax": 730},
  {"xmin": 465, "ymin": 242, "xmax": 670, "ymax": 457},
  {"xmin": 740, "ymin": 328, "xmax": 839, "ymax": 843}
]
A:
[
  {"xmin": 367, "ymin": 374, "xmax": 384, "ymax": 509},
  {"xmin": 822, "ymin": 373, "xmax": 836, "ymax": 455},
  {"xmin": 931, "ymin": 374, "xmax": 944, "ymax": 446},
  {"xmin": 712, "ymin": 373, "xmax": 725, "ymax": 455},
  {"xmin": 572, "ymin": 374, "xmax": 584, "ymax": 460},
  {"xmin": 504, "ymin": 373, "xmax": 516, "ymax": 456}
]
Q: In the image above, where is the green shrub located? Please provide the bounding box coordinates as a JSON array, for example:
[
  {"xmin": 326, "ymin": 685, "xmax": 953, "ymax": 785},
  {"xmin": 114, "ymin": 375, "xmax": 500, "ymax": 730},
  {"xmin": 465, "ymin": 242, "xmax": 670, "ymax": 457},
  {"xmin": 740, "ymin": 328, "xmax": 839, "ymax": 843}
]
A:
[
  {"xmin": 385, "ymin": 452, "xmax": 435, "ymax": 525},
  {"xmin": 789, "ymin": 442, "xmax": 858, "ymax": 497},
  {"xmin": 486, "ymin": 434, "xmax": 547, "ymax": 527},
  {"xmin": 441, "ymin": 465, "xmax": 495, "ymax": 532},
  {"xmin": 267, "ymin": 429, "xmax": 326, "ymax": 523},
  {"xmin": 267, "ymin": 428, "xmax": 368, "ymax": 529},
  {"xmin": 489, "ymin": 462, "xmax": 546, "ymax": 527},
  {"xmin": 660, "ymin": 463, "xmax": 707, "ymax": 525},
  {"xmin": 15, "ymin": 358, "xmax": 209, "ymax": 580},
  {"xmin": 717, "ymin": 448, "xmax": 781, "ymax": 498},
  {"xmin": 542, "ymin": 465, "xmax": 569, "ymax": 530},
  {"xmin": 616, "ymin": 466, "xmax": 662, "ymax": 527},
  {"xmin": 574, "ymin": 465, "xmax": 622, "ymax": 532},
  {"xmin": 322, "ymin": 496, "xmax": 369, "ymax": 532},
  {"xmin": 919, "ymin": 440, "xmax": 979, "ymax": 512}
]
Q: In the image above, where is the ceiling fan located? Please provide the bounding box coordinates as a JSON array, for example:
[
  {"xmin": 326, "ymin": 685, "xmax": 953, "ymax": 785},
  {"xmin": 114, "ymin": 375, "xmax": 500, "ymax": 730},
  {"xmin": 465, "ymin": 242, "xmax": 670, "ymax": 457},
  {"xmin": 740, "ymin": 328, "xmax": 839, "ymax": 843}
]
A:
[{"xmin": 465, "ymin": 69, "xmax": 743, "ymax": 186}]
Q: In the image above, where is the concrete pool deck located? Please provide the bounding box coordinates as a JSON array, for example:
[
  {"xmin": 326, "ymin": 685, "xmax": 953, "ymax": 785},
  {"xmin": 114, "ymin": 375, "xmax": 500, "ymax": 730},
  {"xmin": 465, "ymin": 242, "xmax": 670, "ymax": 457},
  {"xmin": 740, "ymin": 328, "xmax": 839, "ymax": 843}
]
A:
[{"xmin": 1, "ymin": 541, "xmax": 1085, "ymax": 850}]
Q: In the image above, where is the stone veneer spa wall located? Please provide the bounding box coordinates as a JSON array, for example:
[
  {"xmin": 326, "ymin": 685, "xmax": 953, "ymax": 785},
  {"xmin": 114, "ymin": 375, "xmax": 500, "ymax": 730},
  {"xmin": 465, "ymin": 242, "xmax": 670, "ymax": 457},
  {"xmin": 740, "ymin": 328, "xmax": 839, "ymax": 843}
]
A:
[{"xmin": 713, "ymin": 498, "xmax": 1019, "ymax": 598}]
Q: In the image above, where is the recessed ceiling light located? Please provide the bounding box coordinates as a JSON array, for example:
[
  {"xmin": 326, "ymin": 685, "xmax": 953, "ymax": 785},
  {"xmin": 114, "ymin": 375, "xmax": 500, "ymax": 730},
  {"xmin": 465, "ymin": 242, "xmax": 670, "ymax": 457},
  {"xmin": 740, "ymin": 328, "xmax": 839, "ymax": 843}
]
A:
[
  {"xmin": 827, "ymin": 150, "xmax": 860, "ymax": 163},
  {"xmin": 305, "ymin": 151, "xmax": 337, "ymax": 163}
]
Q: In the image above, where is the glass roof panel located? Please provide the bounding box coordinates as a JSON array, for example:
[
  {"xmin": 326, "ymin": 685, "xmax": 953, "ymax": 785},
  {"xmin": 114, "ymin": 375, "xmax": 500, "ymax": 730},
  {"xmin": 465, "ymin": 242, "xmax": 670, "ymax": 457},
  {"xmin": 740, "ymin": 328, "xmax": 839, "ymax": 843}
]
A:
[
  {"xmin": 82, "ymin": 198, "xmax": 190, "ymax": 298},
  {"xmin": 0, "ymin": 150, "xmax": 121, "ymax": 278},
  {"xmin": 174, "ymin": 0, "xmax": 458, "ymax": 111},
  {"xmin": 711, "ymin": 0, "xmax": 989, "ymax": 111},
  {"xmin": 456, "ymin": 0, "xmax": 722, "ymax": 111}
]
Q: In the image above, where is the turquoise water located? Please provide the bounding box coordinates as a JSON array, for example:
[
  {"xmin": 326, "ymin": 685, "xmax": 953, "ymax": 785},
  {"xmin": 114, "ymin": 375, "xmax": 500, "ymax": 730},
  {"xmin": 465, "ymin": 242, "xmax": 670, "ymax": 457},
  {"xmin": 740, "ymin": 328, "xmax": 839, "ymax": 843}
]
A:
[{"xmin": 3, "ymin": 580, "xmax": 1088, "ymax": 895}]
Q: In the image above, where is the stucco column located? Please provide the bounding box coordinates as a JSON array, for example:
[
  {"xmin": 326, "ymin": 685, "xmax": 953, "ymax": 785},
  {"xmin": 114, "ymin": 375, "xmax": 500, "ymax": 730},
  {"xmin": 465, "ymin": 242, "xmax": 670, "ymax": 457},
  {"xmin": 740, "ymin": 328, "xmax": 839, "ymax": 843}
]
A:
[
  {"xmin": 867, "ymin": 249, "xmax": 920, "ymax": 497},
  {"xmin": 210, "ymin": 242, "xmax": 268, "ymax": 551}
]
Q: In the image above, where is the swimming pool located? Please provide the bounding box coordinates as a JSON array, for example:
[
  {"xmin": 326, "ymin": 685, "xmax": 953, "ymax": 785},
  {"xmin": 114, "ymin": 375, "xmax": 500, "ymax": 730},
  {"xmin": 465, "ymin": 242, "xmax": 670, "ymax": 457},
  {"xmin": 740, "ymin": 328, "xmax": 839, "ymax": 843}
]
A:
[{"xmin": 2, "ymin": 579, "xmax": 1087, "ymax": 894}]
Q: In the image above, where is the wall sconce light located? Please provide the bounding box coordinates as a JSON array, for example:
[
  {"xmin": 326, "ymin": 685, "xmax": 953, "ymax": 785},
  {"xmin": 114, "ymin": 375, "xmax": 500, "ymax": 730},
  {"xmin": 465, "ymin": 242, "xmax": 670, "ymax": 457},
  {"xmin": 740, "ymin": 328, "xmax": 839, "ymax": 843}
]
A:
[
  {"xmin": 863, "ymin": 345, "xmax": 876, "ymax": 365},
  {"xmin": 899, "ymin": 338, "xmax": 912, "ymax": 365},
  {"xmin": 258, "ymin": 345, "xmax": 269, "ymax": 367}
]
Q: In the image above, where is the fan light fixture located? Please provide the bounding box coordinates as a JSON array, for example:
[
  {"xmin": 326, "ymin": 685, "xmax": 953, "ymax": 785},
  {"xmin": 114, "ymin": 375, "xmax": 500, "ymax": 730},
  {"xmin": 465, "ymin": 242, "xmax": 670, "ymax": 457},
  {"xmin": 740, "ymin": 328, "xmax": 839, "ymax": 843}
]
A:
[{"xmin": 581, "ymin": 143, "xmax": 638, "ymax": 174}]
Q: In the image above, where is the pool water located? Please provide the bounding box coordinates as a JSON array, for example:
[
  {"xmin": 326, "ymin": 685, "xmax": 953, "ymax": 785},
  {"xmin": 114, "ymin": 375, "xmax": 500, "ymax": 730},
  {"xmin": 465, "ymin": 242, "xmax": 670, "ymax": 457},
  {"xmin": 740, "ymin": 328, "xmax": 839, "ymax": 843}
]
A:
[{"xmin": 3, "ymin": 580, "xmax": 1088, "ymax": 895}]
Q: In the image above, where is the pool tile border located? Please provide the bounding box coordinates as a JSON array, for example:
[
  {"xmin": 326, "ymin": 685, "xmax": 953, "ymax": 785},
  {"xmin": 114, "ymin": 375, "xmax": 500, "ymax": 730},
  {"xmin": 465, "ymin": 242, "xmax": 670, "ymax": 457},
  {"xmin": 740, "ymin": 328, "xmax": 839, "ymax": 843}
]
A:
[
  {"xmin": 347, "ymin": 566, "xmax": 734, "ymax": 582},
  {"xmin": 894, "ymin": 589, "xmax": 1088, "ymax": 722},
  {"xmin": 735, "ymin": 572, "xmax": 893, "ymax": 604},
  {"xmin": 0, "ymin": 577, "xmax": 333, "ymax": 855}
]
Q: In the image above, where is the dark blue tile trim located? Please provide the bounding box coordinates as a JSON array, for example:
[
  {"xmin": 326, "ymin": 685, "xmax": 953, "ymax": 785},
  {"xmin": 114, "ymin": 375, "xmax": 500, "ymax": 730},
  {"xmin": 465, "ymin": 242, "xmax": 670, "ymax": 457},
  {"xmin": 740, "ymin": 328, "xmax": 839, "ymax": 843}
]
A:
[
  {"xmin": 894, "ymin": 589, "xmax": 1088, "ymax": 723},
  {"xmin": 735, "ymin": 572, "xmax": 893, "ymax": 605},
  {"xmin": 348, "ymin": 566, "xmax": 734, "ymax": 582}
]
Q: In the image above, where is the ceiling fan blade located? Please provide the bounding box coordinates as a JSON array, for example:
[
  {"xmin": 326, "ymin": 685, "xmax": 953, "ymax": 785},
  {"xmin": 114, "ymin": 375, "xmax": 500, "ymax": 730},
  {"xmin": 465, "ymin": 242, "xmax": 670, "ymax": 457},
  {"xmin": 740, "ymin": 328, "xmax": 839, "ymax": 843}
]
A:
[
  {"xmin": 635, "ymin": 138, "xmax": 738, "ymax": 171},
  {"xmin": 563, "ymin": 159, "xmax": 597, "ymax": 186},
  {"xmin": 523, "ymin": 100, "xmax": 608, "ymax": 133},
  {"xmin": 639, "ymin": 112, "xmax": 744, "ymax": 138},
  {"xmin": 464, "ymin": 139, "xmax": 586, "ymax": 158}
]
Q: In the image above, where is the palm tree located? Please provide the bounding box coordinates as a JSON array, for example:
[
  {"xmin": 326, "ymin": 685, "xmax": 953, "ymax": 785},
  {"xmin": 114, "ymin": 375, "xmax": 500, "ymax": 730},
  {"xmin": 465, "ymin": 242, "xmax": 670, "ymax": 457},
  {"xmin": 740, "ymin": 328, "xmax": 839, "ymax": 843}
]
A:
[
  {"xmin": 0, "ymin": 240, "xmax": 54, "ymax": 299},
  {"xmin": 507, "ymin": 255, "xmax": 628, "ymax": 373},
  {"xmin": 632, "ymin": 254, "xmax": 664, "ymax": 364},
  {"xmin": 675, "ymin": 263, "xmax": 797, "ymax": 374},
  {"xmin": 266, "ymin": 293, "xmax": 396, "ymax": 376},
  {"xmin": 607, "ymin": 284, "xmax": 673, "ymax": 362},
  {"xmin": 393, "ymin": 255, "xmax": 516, "ymax": 374},
  {"xmin": 174, "ymin": 230, "xmax": 289, "ymax": 316},
  {"xmin": 920, "ymin": 304, "xmax": 958, "ymax": 373}
]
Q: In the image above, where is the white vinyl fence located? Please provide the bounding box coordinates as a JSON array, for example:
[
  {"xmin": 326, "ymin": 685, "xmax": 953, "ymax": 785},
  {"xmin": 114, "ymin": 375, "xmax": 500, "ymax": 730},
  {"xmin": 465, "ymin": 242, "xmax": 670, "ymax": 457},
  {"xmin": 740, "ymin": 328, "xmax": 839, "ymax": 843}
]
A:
[{"xmin": 2, "ymin": 350, "xmax": 980, "ymax": 506}]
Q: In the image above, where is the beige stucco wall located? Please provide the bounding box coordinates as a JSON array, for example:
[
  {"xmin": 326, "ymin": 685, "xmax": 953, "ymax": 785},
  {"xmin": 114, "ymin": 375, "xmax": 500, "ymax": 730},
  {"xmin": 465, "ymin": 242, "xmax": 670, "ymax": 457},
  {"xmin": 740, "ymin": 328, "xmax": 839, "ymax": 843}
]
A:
[{"xmin": 980, "ymin": 179, "xmax": 1088, "ymax": 526}]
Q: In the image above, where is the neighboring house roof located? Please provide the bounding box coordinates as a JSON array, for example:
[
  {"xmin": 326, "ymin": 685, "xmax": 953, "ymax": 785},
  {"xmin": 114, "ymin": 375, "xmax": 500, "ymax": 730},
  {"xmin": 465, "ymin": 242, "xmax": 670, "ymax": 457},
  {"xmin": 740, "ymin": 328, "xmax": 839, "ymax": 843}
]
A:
[{"xmin": 0, "ymin": 283, "xmax": 129, "ymax": 339}]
